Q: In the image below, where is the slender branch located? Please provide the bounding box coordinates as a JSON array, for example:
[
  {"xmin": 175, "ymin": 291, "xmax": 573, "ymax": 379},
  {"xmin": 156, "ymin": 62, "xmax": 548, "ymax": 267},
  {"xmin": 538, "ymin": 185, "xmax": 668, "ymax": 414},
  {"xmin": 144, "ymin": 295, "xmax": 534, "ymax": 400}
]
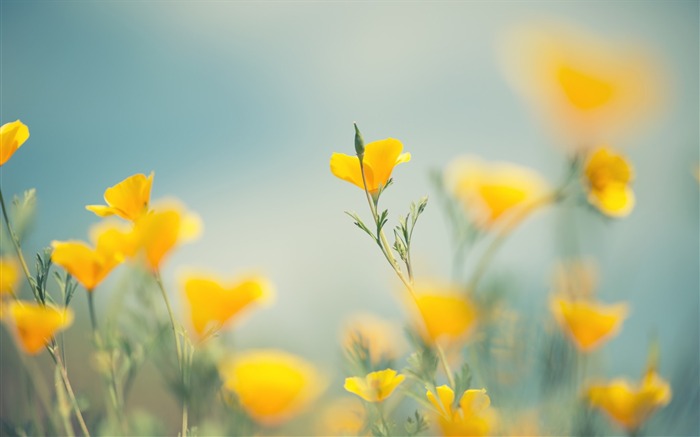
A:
[
  {"xmin": 0, "ymin": 187, "xmax": 35, "ymax": 293},
  {"xmin": 53, "ymin": 349, "xmax": 90, "ymax": 436},
  {"xmin": 435, "ymin": 343, "xmax": 456, "ymax": 388}
]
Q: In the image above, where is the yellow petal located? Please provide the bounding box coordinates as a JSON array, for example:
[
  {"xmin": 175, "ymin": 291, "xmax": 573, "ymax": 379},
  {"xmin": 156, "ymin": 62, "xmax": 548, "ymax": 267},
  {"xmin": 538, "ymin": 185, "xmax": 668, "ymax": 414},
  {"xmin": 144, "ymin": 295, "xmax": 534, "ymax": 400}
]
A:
[
  {"xmin": 219, "ymin": 350, "xmax": 325, "ymax": 426},
  {"xmin": 0, "ymin": 120, "xmax": 29, "ymax": 166},
  {"xmin": 362, "ymin": 138, "xmax": 405, "ymax": 190},
  {"xmin": 459, "ymin": 389, "xmax": 491, "ymax": 415},
  {"xmin": 427, "ymin": 385, "xmax": 456, "ymax": 418},
  {"xmin": 551, "ymin": 297, "xmax": 628, "ymax": 351},
  {"xmin": 589, "ymin": 183, "xmax": 635, "ymax": 217},
  {"xmin": 88, "ymin": 173, "xmax": 154, "ymax": 221},
  {"xmin": 51, "ymin": 241, "xmax": 104, "ymax": 291},
  {"xmin": 0, "ymin": 257, "xmax": 20, "ymax": 296},
  {"xmin": 330, "ymin": 153, "xmax": 366, "ymax": 190},
  {"xmin": 8, "ymin": 301, "xmax": 73, "ymax": 354},
  {"xmin": 411, "ymin": 282, "xmax": 478, "ymax": 346},
  {"xmin": 344, "ymin": 369, "xmax": 405, "ymax": 403}
]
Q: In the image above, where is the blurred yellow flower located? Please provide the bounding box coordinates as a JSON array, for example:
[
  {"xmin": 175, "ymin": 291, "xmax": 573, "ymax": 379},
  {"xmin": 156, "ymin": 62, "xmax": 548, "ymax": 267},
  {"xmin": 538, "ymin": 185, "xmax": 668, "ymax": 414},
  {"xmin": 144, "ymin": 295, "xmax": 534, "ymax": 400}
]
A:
[
  {"xmin": 0, "ymin": 257, "xmax": 20, "ymax": 296},
  {"xmin": 6, "ymin": 301, "xmax": 74, "ymax": 354},
  {"xmin": 342, "ymin": 313, "xmax": 405, "ymax": 364},
  {"xmin": 427, "ymin": 385, "xmax": 496, "ymax": 436},
  {"xmin": 86, "ymin": 172, "xmax": 154, "ymax": 222},
  {"xmin": 52, "ymin": 222, "xmax": 134, "ymax": 291},
  {"xmin": 584, "ymin": 147, "xmax": 635, "ymax": 217},
  {"xmin": 409, "ymin": 281, "xmax": 477, "ymax": 346},
  {"xmin": 550, "ymin": 297, "xmax": 628, "ymax": 352},
  {"xmin": 330, "ymin": 138, "xmax": 411, "ymax": 193},
  {"xmin": 219, "ymin": 349, "xmax": 325, "ymax": 426},
  {"xmin": 133, "ymin": 202, "xmax": 201, "ymax": 271},
  {"xmin": 501, "ymin": 21, "xmax": 662, "ymax": 147},
  {"xmin": 344, "ymin": 368, "xmax": 405, "ymax": 403},
  {"xmin": 0, "ymin": 120, "xmax": 29, "ymax": 166},
  {"xmin": 444, "ymin": 156, "xmax": 549, "ymax": 229},
  {"xmin": 588, "ymin": 370, "xmax": 671, "ymax": 433},
  {"xmin": 183, "ymin": 273, "xmax": 273, "ymax": 336},
  {"xmin": 315, "ymin": 397, "xmax": 366, "ymax": 436}
]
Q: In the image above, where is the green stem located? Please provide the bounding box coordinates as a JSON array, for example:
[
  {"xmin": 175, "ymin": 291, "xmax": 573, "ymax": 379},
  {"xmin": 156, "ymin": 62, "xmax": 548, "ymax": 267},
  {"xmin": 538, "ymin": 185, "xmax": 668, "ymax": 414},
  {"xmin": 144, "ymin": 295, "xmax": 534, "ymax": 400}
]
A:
[
  {"xmin": 16, "ymin": 344, "xmax": 61, "ymax": 434},
  {"xmin": 53, "ymin": 349, "xmax": 90, "ymax": 436},
  {"xmin": 435, "ymin": 344, "xmax": 456, "ymax": 388},
  {"xmin": 0, "ymin": 186, "xmax": 35, "ymax": 294}
]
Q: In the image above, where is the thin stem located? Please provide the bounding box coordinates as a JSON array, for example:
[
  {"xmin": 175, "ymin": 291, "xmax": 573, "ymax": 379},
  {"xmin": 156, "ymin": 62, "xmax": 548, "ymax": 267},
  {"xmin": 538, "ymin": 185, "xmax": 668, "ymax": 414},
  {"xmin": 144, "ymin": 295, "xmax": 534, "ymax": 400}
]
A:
[
  {"xmin": 0, "ymin": 187, "xmax": 34, "ymax": 293},
  {"xmin": 435, "ymin": 343, "xmax": 456, "ymax": 388},
  {"xmin": 54, "ymin": 350, "xmax": 90, "ymax": 436},
  {"xmin": 16, "ymin": 344, "xmax": 61, "ymax": 434}
]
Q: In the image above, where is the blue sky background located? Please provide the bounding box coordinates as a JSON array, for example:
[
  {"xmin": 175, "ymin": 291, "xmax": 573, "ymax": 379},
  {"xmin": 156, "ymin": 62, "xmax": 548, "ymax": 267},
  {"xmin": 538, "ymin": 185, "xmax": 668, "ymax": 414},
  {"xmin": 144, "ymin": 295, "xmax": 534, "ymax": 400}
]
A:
[{"xmin": 1, "ymin": 1, "xmax": 698, "ymax": 434}]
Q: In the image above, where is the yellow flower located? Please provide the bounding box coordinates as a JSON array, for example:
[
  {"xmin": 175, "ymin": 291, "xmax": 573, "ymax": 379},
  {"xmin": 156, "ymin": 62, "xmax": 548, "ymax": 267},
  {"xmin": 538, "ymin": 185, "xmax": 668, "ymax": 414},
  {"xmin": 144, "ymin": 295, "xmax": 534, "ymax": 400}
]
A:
[
  {"xmin": 344, "ymin": 368, "xmax": 405, "ymax": 403},
  {"xmin": 550, "ymin": 297, "xmax": 628, "ymax": 352},
  {"xmin": 51, "ymin": 222, "xmax": 134, "ymax": 291},
  {"xmin": 6, "ymin": 301, "xmax": 74, "ymax": 354},
  {"xmin": 342, "ymin": 313, "xmax": 405, "ymax": 364},
  {"xmin": 588, "ymin": 370, "xmax": 671, "ymax": 432},
  {"xmin": 315, "ymin": 397, "xmax": 366, "ymax": 436},
  {"xmin": 444, "ymin": 156, "xmax": 549, "ymax": 229},
  {"xmin": 183, "ymin": 273, "xmax": 273, "ymax": 336},
  {"xmin": 409, "ymin": 281, "xmax": 478, "ymax": 346},
  {"xmin": 132, "ymin": 202, "xmax": 201, "ymax": 271},
  {"xmin": 0, "ymin": 120, "xmax": 30, "ymax": 166},
  {"xmin": 501, "ymin": 22, "xmax": 662, "ymax": 147},
  {"xmin": 330, "ymin": 138, "xmax": 411, "ymax": 193},
  {"xmin": 86, "ymin": 172, "xmax": 154, "ymax": 222},
  {"xmin": 0, "ymin": 257, "xmax": 20, "ymax": 296},
  {"xmin": 584, "ymin": 147, "xmax": 635, "ymax": 217},
  {"xmin": 427, "ymin": 385, "xmax": 496, "ymax": 436},
  {"xmin": 219, "ymin": 349, "xmax": 326, "ymax": 426}
]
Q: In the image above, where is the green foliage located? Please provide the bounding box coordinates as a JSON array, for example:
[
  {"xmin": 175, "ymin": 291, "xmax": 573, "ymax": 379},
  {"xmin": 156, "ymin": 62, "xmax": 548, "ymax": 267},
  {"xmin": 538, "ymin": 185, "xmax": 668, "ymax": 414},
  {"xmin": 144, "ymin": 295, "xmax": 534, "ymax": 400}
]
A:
[{"xmin": 404, "ymin": 410, "xmax": 429, "ymax": 436}]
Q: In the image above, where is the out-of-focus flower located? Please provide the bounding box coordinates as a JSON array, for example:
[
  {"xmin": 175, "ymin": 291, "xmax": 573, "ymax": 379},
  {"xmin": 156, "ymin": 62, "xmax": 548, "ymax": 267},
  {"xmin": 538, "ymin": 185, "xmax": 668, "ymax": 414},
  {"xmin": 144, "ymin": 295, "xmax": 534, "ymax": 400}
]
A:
[
  {"xmin": 501, "ymin": 22, "xmax": 663, "ymax": 148},
  {"xmin": 550, "ymin": 296, "xmax": 628, "ymax": 352},
  {"xmin": 0, "ymin": 257, "xmax": 20, "ymax": 296},
  {"xmin": 219, "ymin": 349, "xmax": 325, "ymax": 426},
  {"xmin": 52, "ymin": 222, "xmax": 134, "ymax": 291},
  {"xmin": 427, "ymin": 385, "xmax": 496, "ymax": 436},
  {"xmin": 344, "ymin": 369, "xmax": 405, "ymax": 403},
  {"xmin": 133, "ymin": 202, "xmax": 201, "ymax": 271},
  {"xmin": 330, "ymin": 138, "xmax": 411, "ymax": 193},
  {"xmin": 86, "ymin": 173, "xmax": 154, "ymax": 222},
  {"xmin": 342, "ymin": 313, "xmax": 406, "ymax": 364},
  {"xmin": 444, "ymin": 156, "xmax": 549, "ymax": 229},
  {"xmin": 588, "ymin": 370, "xmax": 671, "ymax": 433},
  {"xmin": 0, "ymin": 120, "xmax": 29, "ymax": 166},
  {"xmin": 409, "ymin": 281, "xmax": 478, "ymax": 346},
  {"xmin": 315, "ymin": 397, "xmax": 366, "ymax": 436},
  {"xmin": 183, "ymin": 273, "xmax": 273, "ymax": 337},
  {"xmin": 552, "ymin": 259, "xmax": 598, "ymax": 299},
  {"xmin": 584, "ymin": 147, "xmax": 635, "ymax": 217},
  {"xmin": 6, "ymin": 301, "xmax": 74, "ymax": 354}
]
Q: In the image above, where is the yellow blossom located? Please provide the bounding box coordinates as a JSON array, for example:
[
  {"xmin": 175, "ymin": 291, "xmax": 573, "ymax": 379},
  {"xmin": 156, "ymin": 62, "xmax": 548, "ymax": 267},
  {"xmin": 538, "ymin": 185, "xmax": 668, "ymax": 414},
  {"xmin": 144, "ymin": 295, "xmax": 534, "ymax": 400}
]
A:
[
  {"xmin": 584, "ymin": 147, "xmax": 635, "ymax": 217},
  {"xmin": 550, "ymin": 296, "xmax": 628, "ymax": 352},
  {"xmin": 183, "ymin": 273, "xmax": 273, "ymax": 336},
  {"xmin": 52, "ymin": 222, "xmax": 134, "ymax": 291},
  {"xmin": 444, "ymin": 156, "xmax": 549, "ymax": 229},
  {"xmin": 133, "ymin": 202, "xmax": 201, "ymax": 271},
  {"xmin": 409, "ymin": 281, "xmax": 478, "ymax": 346},
  {"xmin": 0, "ymin": 257, "xmax": 20, "ymax": 296},
  {"xmin": 6, "ymin": 301, "xmax": 74, "ymax": 354},
  {"xmin": 330, "ymin": 138, "xmax": 411, "ymax": 193},
  {"xmin": 344, "ymin": 368, "xmax": 405, "ymax": 403},
  {"xmin": 86, "ymin": 172, "xmax": 154, "ymax": 222},
  {"xmin": 501, "ymin": 22, "xmax": 662, "ymax": 147},
  {"xmin": 0, "ymin": 120, "xmax": 30, "ymax": 166},
  {"xmin": 315, "ymin": 397, "xmax": 366, "ymax": 436},
  {"xmin": 427, "ymin": 385, "xmax": 496, "ymax": 436},
  {"xmin": 588, "ymin": 370, "xmax": 671, "ymax": 432},
  {"xmin": 219, "ymin": 349, "xmax": 326, "ymax": 426},
  {"xmin": 342, "ymin": 313, "xmax": 405, "ymax": 364}
]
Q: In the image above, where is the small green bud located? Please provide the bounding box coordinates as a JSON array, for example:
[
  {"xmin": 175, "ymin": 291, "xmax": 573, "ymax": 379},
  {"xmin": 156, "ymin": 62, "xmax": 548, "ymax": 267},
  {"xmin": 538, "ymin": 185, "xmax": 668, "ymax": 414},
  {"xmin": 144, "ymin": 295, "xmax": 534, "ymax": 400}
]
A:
[{"xmin": 353, "ymin": 122, "xmax": 365, "ymax": 158}]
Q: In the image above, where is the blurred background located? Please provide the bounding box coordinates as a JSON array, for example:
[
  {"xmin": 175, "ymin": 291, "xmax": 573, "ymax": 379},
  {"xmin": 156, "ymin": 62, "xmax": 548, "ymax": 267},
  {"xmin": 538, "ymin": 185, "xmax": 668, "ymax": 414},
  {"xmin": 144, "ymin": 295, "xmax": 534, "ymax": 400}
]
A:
[{"xmin": 1, "ymin": 1, "xmax": 697, "ymax": 435}]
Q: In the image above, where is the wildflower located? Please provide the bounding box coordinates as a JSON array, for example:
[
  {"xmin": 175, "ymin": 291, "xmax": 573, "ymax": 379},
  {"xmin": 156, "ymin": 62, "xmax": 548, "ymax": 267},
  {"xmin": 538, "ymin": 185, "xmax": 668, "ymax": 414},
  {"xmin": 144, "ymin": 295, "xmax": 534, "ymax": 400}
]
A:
[
  {"xmin": 588, "ymin": 370, "xmax": 671, "ymax": 432},
  {"xmin": 6, "ymin": 301, "xmax": 74, "ymax": 354},
  {"xmin": 219, "ymin": 349, "xmax": 325, "ymax": 426},
  {"xmin": 330, "ymin": 138, "xmax": 411, "ymax": 193},
  {"xmin": 344, "ymin": 369, "xmax": 405, "ymax": 403},
  {"xmin": 501, "ymin": 22, "xmax": 662, "ymax": 147},
  {"xmin": 427, "ymin": 385, "xmax": 496, "ymax": 436},
  {"xmin": 584, "ymin": 147, "xmax": 635, "ymax": 217},
  {"xmin": 0, "ymin": 257, "xmax": 20, "ymax": 296},
  {"xmin": 444, "ymin": 156, "xmax": 549, "ymax": 229},
  {"xmin": 52, "ymin": 222, "xmax": 134, "ymax": 291},
  {"xmin": 315, "ymin": 397, "xmax": 366, "ymax": 436},
  {"xmin": 0, "ymin": 120, "xmax": 29, "ymax": 166},
  {"xmin": 550, "ymin": 296, "xmax": 628, "ymax": 352},
  {"xmin": 133, "ymin": 202, "xmax": 201, "ymax": 271},
  {"xmin": 409, "ymin": 281, "xmax": 477, "ymax": 346},
  {"xmin": 342, "ymin": 313, "xmax": 405, "ymax": 364},
  {"xmin": 86, "ymin": 172, "xmax": 154, "ymax": 222},
  {"xmin": 183, "ymin": 273, "xmax": 273, "ymax": 337}
]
